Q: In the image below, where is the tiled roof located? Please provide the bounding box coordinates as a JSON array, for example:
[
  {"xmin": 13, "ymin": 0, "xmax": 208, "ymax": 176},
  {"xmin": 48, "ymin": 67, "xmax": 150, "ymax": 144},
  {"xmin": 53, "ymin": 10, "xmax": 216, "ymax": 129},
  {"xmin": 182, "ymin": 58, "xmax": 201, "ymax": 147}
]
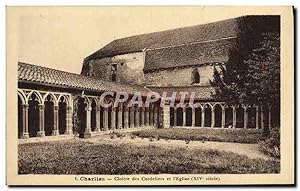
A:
[
  {"xmin": 148, "ymin": 86, "xmax": 216, "ymax": 101},
  {"xmin": 85, "ymin": 16, "xmax": 240, "ymax": 60},
  {"xmin": 85, "ymin": 15, "xmax": 279, "ymax": 72},
  {"xmin": 144, "ymin": 37, "xmax": 236, "ymax": 71},
  {"xmin": 18, "ymin": 62, "xmax": 150, "ymax": 95},
  {"xmin": 18, "ymin": 62, "xmax": 217, "ymax": 100}
]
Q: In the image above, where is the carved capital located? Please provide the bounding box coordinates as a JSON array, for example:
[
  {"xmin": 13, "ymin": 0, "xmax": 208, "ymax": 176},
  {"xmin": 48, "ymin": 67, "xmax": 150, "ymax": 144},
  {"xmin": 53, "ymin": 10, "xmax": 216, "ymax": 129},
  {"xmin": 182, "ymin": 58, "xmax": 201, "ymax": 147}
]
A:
[
  {"xmin": 22, "ymin": 104, "xmax": 29, "ymax": 109},
  {"xmin": 38, "ymin": 104, "xmax": 45, "ymax": 110},
  {"xmin": 123, "ymin": 106, "xmax": 129, "ymax": 111},
  {"xmin": 54, "ymin": 105, "xmax": 59, "ymax": 111},
  {"xmin": 85, "ymin": 106, "xmax": 92, "ymax": 111},
  {"xmin": 96, "ymin": 107, "xmax": 101, "ymax": 112}
]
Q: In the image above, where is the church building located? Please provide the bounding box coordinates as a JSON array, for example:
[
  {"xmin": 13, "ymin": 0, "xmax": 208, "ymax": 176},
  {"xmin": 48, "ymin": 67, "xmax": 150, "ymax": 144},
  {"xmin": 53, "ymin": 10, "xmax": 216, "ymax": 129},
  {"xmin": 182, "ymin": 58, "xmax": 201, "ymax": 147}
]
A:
[{"xmin": 17, "ymin": 15, "xmax": 279, "ymax": 139}]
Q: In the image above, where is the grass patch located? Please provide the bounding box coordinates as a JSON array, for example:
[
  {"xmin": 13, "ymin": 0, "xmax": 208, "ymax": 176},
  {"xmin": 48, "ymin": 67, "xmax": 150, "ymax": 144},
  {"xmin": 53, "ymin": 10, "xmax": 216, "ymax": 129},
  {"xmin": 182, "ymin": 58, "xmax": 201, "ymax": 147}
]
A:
[
  {"xmin": 18, "ymin": 140, "xmax": 279, "ymax": 174},
  {"xmin": 132, "ymin": 128, "xmax": 263, "ymax": 144}
]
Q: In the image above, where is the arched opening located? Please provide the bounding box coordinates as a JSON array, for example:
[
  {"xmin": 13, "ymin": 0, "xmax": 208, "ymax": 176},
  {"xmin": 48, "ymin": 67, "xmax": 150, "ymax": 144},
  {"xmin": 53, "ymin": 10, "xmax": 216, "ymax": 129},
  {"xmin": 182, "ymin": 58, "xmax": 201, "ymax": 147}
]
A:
[
  {"xmin": 176, "ymin": 107, "xmax": 183, "ymax": 126},
  {"xmin": 58, "ymin": 96, "xmax": 67, "ymax": 134},
  {"xmin": 134, "ymin": 107, "xmax": 138, "ymax": 127},
  {"xmin": 138, "ymin": 107, "xmax": 142, "ymax": 127},
  {"xmin": 204, "ymin": 105, "xmax": 212, "ymax": 127},
  {"xmin": 100, "ymin": 106, "xmax": 104, "ymax": 130},
  {"xmin": 236, "ymin": 107, "xmax": 244, "ymax": 128},
  {"xmin": 115, "ymin": 106, "xmax": 119, "ymax": 128},
  {"xmin": 191, "ymin": 68, "xmax": 200, "ymax": 84},
  {"xmin": 195, "ymin": 107, "xmax": 201, "ymax": 127},
  {"xmin": 108, "ymin": 106, "xmax": 112, "ymax": 129},
  {"xmin": 247, "ymin": 107, "xmax": 256, "ymax": 128},
  {"xmin": 44, "ymin": 95, "xmax": 55, "ymax": 136},
  {"xmin": 28, "ymin": 93, "xmax": 40, "ymax": 137},
  {"xmin": 18, "ymin": 96, "xmax": 23, "ymax": 138},
  {"xmin": 170, "ymin": 107, "xmax": 174, "ymax": 126},
  {"xmin": 185, "ymin": 107, "xmax": 192, "ymax": 126},
  {"xmin": 214, "ymin": 105, "xmax": 222, "ymax": 128},
  {"xmin": 128, "ymin": 108, "xmax": 132, "ymax": 128},
  {"xmin": 121, "ymin": 106, "xmax": 125, "ymax": 128},
  {"xmin": 91, "ymin": 99, "xmax": 97, "ymax": 132},
  {"xmin": 225, "ymin": 107, "xmax": 233, "ymax": 128}
]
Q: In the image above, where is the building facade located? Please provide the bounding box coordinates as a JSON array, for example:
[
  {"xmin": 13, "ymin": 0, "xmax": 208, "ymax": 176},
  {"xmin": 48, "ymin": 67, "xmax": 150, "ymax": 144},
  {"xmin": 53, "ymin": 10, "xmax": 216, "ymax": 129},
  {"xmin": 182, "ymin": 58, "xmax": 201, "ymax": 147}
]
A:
[{"xmin": 17, "ymin": 15, "xmax": 279, "ymax": 139}]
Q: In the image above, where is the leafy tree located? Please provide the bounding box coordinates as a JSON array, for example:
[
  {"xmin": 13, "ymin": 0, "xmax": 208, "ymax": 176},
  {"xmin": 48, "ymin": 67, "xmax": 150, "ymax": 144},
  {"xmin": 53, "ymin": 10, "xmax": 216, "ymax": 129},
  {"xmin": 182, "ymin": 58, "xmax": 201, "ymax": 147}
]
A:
[
  {"xmin": 245, "ymin": 33, "xmax": 280, "ymax": 136},
  {"xmin": 211, "ymin": 32, "xmax": 280, "ymax": 137}
]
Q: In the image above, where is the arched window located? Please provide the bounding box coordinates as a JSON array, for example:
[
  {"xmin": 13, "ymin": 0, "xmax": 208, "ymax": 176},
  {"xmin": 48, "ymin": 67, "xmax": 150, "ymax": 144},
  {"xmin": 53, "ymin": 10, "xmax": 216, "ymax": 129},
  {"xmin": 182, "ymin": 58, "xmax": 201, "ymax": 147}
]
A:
[
  {"xmin": 111, "ymin": 64, "xmax": 117, "ymax": 82},
  {"xmin": 192, "ymin": 68, "xmax": 200, "ymax": 84}
]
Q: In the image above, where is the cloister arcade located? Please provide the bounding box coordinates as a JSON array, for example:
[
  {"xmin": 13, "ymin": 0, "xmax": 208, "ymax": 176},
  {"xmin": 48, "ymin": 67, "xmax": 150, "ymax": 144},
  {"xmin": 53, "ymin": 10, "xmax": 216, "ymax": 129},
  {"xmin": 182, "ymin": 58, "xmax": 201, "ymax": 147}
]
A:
[
  {"xmin": 73, "ymin": 95, "xmax": 160, "ymax": 138},
  {"xmin": 170, "ymin": 102, "xmax": 272, "ymax": 129},
  {"xmin": 17, "ymin": 88, "xmax": 160, "ymax": 139},
  {"xmin": 18, "ymin": 88, "xmax": 272, "ymax": 139},
  {"xmin": 17, "ymin": 89, "xmax": 73, "ymax": 139}
]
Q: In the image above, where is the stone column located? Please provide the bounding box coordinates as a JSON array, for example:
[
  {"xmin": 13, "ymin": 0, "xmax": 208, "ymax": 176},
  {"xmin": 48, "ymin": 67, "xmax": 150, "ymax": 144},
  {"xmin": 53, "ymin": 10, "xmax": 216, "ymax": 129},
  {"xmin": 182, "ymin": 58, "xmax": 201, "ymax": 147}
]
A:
[
  {"xmin": 149, "ymin": 106, "xmax": 153, "ymax": 126},
  {"xmin": 95, "ymin": 105, "xmax": 101, "ymax": 132},
  {"xmin": 103, "ymin": 107, "xmax": 108, "ymax": 131},
  {"xmin": 201, "ymin": 107, "xmax": 205, "ymax": 128},
  {"xmin": 118, "ymin": 106, "xmax": 123, "ymax": 129},
  {"xmin": 221, "ymin": 106, "xmax": 225, "ymax": 128},
  {"xmin": 144, "ymin": 107, "xmax": 149, "ymax": 126},
  {"xmin": 111, "ymin": 107, "xmax": 116, "ymax": 130},
  {"xmin": 135, "ymin": 107, "xmax": 141, "ymax": 127},
  {"xmin": 130, "ymin": 107, "xmax": 134, "ymax": 128},
  {"xmin": 182, "ymin": 107, "xmax": 186, "ymax": 126},
  {"xmin": 21, "ymin": 104, "xmax": 29, "ymax": 139},
  {"xmin": 84, "ymin": 105, "xmax": 92, "ymax": 138},
  {"xmin": 211, "ymin": 106, "xmax": 215, "ymax": 128},
  {"xmin": 157, "ymin": 107, "xmax": 161, "ymax": 127},
  {"xmin": 191, "ymin": 107, "xmax": 195, "ymax": 127},
  {"xmin": 162, "ymin": 104, "xmax": 170, "ymax": 128},
  {"xmin": 261, "ymin": 106, "xmax": 264, "ymax": 130},
  {"xmin": 244, "ymin": 107, "xmax": 248, "ymax": 129},
  {"xmin": 37, "ymin": 104, "xmax": 45, "ymax": 137},
  {"xmin": 255, "ymin": 106, "xmax": 259, "ymax": 129},
  {"xmin": 153, "ymin": 106, "xmax": 157, "ymax": 126},
  {"xmin": 140, "ymin": 107, "xmax": 144, "ymax": 127},
  {"xmin": 52, "ymin": 105, "xmax": 59, "ymax": 136},
  {"xmin": 65, "ymin": 106, "xmax": 73, "ymax": 134},
  {"xmin": 173, "ymin": 107, "xmax": 177, "ymax": 127},
  {"xmin": 232, "ymin": 106, "xmax": 236, "ymax": 129},
  {"xmin": 123, "ymin": 106, "xmax": 129, "ymax": 128}
]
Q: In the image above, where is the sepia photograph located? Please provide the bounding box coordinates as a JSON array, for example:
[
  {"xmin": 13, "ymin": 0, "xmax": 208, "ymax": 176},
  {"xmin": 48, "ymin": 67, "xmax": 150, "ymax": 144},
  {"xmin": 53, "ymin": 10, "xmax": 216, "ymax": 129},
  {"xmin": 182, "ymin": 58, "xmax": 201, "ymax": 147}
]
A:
[{"xmin": 6, "ymin": 6, "xmax": 294, "ymax": 186}]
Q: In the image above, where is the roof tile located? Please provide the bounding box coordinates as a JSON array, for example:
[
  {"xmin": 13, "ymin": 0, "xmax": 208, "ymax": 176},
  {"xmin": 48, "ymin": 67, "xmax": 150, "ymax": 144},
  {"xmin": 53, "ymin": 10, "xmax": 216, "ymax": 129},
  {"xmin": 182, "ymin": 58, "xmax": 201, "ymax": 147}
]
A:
[{"xmin": 18, "ymin": 62, "xmax": 150, "ymax": 95}]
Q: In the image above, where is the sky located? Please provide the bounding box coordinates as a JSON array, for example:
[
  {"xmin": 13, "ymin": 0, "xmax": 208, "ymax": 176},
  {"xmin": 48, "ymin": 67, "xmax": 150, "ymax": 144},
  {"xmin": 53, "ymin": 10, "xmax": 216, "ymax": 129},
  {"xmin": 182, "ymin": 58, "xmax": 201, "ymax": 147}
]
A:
[{"xmin": 15, "ymin": 7, "xmax": 250, "ymax": 74}]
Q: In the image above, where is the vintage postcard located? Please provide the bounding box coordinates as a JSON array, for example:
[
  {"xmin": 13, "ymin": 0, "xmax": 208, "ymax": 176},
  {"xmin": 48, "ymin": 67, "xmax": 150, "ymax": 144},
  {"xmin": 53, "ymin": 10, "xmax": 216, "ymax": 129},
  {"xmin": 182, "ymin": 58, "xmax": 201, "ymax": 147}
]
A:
[{"xmin": 6, "ymin": 6, "xmax": 294, "ymax": 186}]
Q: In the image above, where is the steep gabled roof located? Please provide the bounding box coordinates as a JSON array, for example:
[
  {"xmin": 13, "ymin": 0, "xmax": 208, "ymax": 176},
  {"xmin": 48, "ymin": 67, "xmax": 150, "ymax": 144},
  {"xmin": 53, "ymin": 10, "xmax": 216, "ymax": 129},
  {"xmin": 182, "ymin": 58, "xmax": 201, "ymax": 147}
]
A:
[
  {"xmin": 18, "ymin": 62, "xmax": 150, "ymax": 95},
  {"xmin": 85, "ymin": 16, "xmax": 240, "ymax": 60},
  {"xmin": 84, "ymin": 15, "xmax": 280, "ymax": 72}
]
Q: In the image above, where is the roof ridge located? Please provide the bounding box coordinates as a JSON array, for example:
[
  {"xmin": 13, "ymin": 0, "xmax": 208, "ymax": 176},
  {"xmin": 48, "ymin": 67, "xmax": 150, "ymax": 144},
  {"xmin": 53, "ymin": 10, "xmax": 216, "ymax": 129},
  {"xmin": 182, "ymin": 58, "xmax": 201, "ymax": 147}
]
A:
[
  {"xmin": 84, "ymin": 16, "xmax": 244, "ymax": 60},
  {"xmin": 107, "ymin": 16, "xmax": 243, "ymax": 43}
]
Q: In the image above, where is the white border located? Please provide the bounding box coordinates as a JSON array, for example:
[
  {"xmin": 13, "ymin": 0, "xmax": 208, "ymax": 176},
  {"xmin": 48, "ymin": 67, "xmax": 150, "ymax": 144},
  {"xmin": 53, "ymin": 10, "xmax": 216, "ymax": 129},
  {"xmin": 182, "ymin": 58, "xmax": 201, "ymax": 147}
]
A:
[{"xmin": 1, "ymin": 1, "xmax": 298, "ymax": 191}]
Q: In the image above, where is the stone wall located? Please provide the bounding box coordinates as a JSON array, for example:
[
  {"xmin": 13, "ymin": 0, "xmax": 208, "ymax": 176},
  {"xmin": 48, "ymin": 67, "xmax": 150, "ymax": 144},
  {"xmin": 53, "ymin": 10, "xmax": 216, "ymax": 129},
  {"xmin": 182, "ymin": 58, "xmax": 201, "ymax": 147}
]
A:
[
  {"xmin": 82, "ymin": 52, "xmax": 145, "ymax": 85},
  {"xmin": 144, "ymin": 64, "xmax": 216, "ymax": 87}
]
